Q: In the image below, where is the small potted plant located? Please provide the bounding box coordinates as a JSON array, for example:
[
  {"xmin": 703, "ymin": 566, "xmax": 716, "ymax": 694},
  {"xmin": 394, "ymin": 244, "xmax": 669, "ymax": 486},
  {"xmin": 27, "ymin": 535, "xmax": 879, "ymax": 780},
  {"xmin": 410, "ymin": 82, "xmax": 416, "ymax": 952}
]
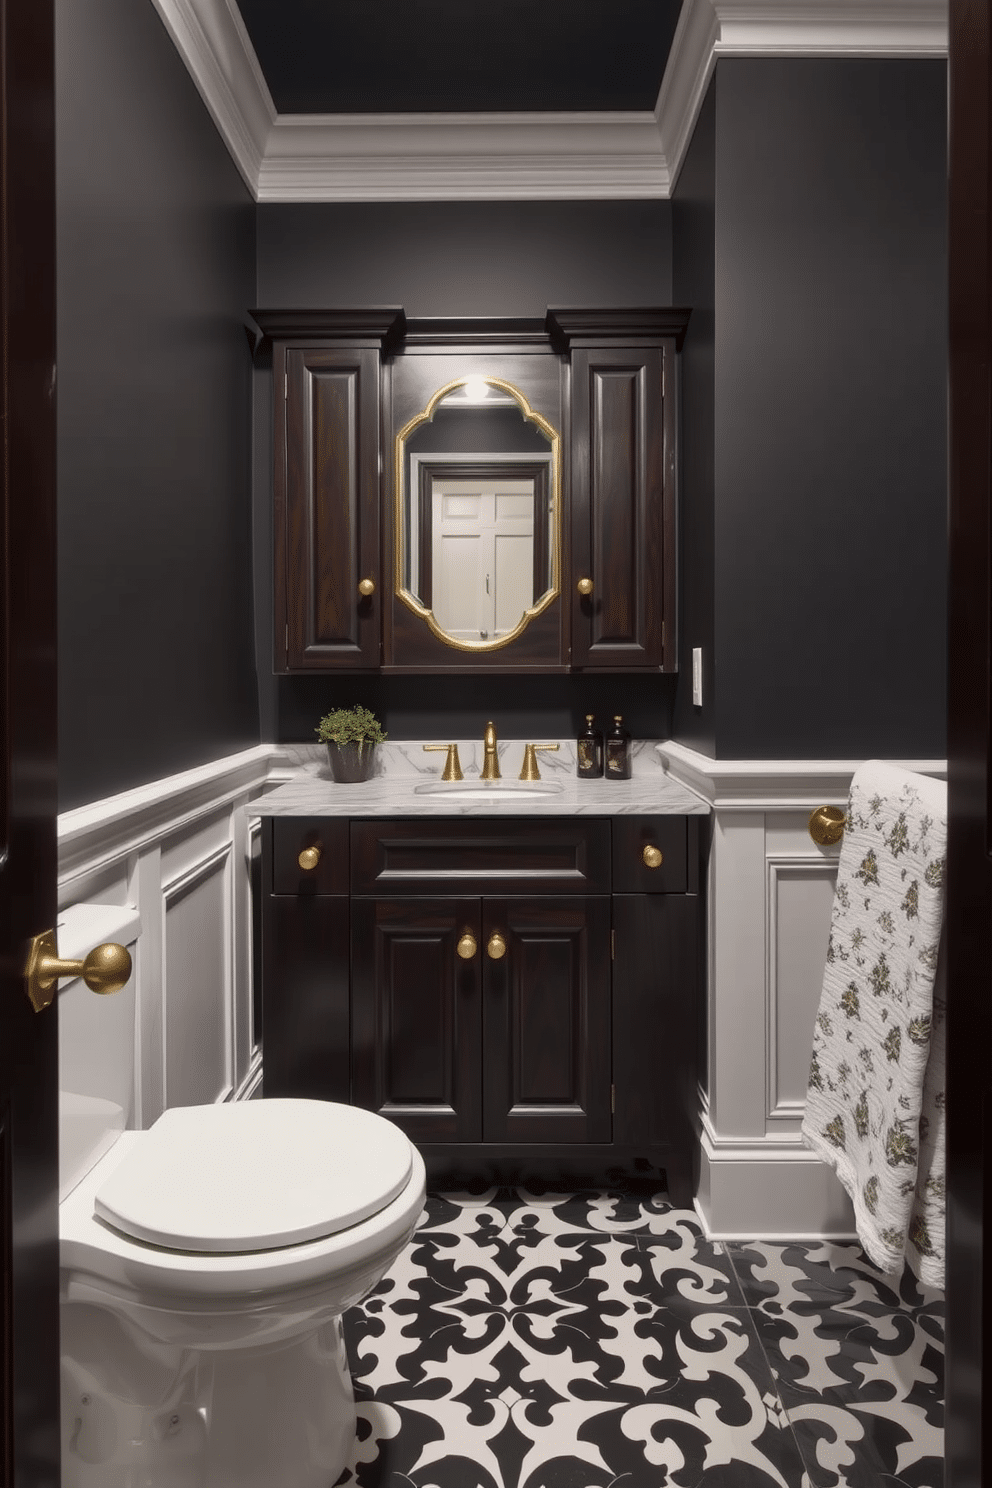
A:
[{"xmin": 315, "ymin": 705, "xmax": 387, "ymax": 783}]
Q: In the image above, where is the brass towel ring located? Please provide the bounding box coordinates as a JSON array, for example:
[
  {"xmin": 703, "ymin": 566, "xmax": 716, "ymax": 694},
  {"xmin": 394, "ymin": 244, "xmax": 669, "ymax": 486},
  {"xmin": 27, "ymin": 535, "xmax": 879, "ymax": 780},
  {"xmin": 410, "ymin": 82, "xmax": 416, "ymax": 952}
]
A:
[{"xmin": 808, "ymin": 806, "xmax": 846, "ymax": 847}]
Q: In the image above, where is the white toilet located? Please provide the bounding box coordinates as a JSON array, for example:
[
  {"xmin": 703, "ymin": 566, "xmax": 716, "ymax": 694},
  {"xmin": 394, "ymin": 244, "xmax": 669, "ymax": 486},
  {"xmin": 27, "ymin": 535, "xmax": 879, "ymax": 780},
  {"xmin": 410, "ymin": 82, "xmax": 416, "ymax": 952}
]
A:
[{"xmin": 57, "ymin": 906, "xmax": 425, "ymax": 1488}]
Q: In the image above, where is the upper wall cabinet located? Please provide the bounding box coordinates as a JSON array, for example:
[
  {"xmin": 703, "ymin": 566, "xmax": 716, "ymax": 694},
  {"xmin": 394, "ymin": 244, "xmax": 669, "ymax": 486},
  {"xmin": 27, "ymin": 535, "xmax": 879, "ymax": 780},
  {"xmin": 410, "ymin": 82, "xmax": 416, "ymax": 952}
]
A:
[{"xmin": 251, "ymin": 307, "xmax": 690, "ymax": 674}]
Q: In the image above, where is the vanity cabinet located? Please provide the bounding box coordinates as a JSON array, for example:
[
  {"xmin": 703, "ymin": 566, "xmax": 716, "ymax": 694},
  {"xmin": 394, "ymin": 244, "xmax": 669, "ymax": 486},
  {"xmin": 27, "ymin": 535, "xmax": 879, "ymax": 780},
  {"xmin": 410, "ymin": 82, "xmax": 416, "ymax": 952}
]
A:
[
  {"xmin": 252, "ymin": 307, "xmax": 690, "ymax": 676},
  {"xmin": 261, "ymin": 812, "xmax": 700, "ymax": 1202}
]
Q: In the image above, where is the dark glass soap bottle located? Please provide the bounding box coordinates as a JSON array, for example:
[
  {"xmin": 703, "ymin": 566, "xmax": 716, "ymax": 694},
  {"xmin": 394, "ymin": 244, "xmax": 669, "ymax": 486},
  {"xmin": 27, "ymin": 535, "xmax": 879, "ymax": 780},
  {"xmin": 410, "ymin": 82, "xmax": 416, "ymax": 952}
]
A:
[
  {"xmin": 576, "ymin": 714, "xmax": 603, "ymax": 778},
  {"xmin": 605, "ymin": 715, "xmax": 631, "ymax": 779}
]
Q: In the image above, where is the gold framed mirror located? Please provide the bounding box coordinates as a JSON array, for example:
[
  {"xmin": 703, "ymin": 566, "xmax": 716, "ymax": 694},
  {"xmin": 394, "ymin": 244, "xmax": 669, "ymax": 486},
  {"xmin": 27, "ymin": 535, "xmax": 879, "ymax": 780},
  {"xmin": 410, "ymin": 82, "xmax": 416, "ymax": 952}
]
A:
[{"xmin": 394, "ymin": 376, "xmax": 561, "ymax": 651}]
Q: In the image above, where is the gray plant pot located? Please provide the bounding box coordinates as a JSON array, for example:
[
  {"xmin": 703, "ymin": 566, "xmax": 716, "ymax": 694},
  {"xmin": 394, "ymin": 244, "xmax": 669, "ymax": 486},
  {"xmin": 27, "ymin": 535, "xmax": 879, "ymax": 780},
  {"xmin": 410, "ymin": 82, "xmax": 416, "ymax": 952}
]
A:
[{"xmin": 325, "ymin": 741, "xmax": 379, "ymax": 783}]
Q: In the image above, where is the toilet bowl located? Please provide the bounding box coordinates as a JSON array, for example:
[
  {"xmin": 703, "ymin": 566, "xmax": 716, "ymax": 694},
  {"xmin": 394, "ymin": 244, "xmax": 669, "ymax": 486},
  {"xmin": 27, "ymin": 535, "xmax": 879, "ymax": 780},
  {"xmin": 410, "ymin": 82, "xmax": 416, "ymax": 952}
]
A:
[
  {"xmin": 56, "ymin": 901, "xmax": 424, "ymax": 1488},
  {"xmin": 60, "ymin": 1098, "xmax": 426, "ymax": 1488}
]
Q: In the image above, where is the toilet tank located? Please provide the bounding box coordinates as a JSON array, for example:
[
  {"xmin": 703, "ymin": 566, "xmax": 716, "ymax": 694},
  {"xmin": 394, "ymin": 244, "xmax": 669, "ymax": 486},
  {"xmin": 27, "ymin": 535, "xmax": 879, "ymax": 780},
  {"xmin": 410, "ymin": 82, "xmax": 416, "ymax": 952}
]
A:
[{"xmin": 57, "ymin": 902, "xmax": 142, "ymax": 1201}]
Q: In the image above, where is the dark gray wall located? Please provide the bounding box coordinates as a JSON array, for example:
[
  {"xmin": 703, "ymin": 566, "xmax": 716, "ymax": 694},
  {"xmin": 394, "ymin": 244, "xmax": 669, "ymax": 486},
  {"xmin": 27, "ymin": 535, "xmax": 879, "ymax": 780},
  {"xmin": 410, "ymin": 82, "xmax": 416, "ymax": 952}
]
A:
[
  {"xmin": 672, "ymin": 80, "xmax": 717, "ymax": 755},
  {"xmin": 256, "ymin": 201, "xmax": 672, "ymax": 317},
  {"xmin": 57, "ymin": 0, "xmax": 260, "ymax": 810},
  {"xmin": 709, "ymin": 58, "xmax": 947, "ymax": 759},
  {"xmin": 254, "ymin": 201, "xmax": 676, "ymax": 744}
]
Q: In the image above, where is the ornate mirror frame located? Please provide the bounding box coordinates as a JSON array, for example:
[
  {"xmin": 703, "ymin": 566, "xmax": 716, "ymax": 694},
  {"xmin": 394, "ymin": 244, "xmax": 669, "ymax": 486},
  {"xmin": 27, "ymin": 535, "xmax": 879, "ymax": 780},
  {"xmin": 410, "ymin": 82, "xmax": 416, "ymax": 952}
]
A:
[{"xmin": 393, "ymin": 375, "xmax": 562, "ymax": 653}]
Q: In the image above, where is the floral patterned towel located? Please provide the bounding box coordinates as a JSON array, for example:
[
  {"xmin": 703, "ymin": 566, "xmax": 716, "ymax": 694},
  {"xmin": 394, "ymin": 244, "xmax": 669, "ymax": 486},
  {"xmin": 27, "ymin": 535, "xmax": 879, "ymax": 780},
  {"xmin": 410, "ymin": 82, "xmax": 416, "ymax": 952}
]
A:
[{"xmin": 802, "ymin": 760, "xmax": 946, "ymax": 1288}]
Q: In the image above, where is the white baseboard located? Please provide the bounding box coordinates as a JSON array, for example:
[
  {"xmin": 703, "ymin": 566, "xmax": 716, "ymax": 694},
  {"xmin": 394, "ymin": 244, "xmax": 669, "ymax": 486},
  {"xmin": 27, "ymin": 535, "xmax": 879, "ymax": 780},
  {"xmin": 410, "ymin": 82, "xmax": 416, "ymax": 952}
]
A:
[{"xmin": 696, "ymin": 1119, "xmax": 857, "ymax": 1240}]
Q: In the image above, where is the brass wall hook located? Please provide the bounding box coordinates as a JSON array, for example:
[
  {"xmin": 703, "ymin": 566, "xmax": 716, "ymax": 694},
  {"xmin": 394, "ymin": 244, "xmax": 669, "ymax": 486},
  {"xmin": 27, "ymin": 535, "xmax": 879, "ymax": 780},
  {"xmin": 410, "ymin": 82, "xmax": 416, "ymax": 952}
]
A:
[{"xmin": 808, "ymin": 805, "xmax": 846, "ymax": 847}]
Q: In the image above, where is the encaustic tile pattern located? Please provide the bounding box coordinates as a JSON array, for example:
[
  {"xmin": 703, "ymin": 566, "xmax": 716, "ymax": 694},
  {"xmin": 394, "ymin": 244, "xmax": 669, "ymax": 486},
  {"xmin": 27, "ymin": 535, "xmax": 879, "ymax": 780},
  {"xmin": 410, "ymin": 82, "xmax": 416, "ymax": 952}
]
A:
[{"xmin": 337, "ymin": 1187, "xmax": 944, "ymax": 1488}]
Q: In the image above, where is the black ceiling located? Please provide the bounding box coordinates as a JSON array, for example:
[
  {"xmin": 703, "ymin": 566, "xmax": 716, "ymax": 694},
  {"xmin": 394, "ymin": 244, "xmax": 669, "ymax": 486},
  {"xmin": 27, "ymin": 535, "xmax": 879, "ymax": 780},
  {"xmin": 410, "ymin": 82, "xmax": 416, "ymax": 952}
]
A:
[{"xmin": 234, "ymin": 0, "xmax": 685, "ymax": 115}]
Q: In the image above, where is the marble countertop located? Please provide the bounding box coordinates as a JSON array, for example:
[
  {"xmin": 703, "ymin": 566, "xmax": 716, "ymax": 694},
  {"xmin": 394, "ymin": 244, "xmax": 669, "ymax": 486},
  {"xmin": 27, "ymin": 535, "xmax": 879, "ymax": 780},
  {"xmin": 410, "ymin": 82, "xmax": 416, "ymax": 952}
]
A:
[{"xmin": 253, "ymin": 741, "xmax": 709, "ymax": 817}]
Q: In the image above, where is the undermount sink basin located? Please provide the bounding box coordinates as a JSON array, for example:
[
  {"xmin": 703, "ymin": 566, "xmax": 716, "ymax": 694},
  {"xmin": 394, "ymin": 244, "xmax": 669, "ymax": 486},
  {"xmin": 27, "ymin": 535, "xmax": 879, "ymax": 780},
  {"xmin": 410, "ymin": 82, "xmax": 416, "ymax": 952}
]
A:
[{"xmin": 414, "ymin": 780, "xmax": 563, "ymax": 799}]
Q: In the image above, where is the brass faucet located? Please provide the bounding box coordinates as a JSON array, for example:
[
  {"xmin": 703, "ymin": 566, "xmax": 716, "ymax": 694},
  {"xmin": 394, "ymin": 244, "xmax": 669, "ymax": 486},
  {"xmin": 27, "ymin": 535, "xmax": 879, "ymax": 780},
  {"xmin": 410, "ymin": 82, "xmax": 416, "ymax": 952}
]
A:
[{"xmin": 481, "ymin": 721, "xmax": 501, "ymax": 780}]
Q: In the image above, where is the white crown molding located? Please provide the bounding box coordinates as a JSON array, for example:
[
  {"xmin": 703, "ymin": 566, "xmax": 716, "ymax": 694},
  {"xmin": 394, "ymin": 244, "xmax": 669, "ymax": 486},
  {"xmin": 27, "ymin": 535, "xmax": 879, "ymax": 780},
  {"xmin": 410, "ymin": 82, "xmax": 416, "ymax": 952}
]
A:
[
  {"xmin": 148, "ymin": 0, "xmax": 275, "ymax": 193},
  {"xmin": 257, "ymin": 112, "xmax": 669, "ymax": 202},
  {"xmin": 153, "ymin": 0, "xmax": 948, "ymax": 203},
  {"xmin": 658, "ymin": 0, "xmax": 948, "ymax": 189}
]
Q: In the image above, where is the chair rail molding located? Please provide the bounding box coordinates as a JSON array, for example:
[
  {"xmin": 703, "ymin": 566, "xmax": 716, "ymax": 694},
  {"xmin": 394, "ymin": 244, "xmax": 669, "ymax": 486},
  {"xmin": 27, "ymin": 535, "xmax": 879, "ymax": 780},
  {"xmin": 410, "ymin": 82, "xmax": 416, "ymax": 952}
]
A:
[
  {"xmin": 660, "ymin": 741, "xmax": 947, "ymax": 1239},
  {"xmin": 150, "ymin": 0, "xmax": 948, "ymax": 202}
]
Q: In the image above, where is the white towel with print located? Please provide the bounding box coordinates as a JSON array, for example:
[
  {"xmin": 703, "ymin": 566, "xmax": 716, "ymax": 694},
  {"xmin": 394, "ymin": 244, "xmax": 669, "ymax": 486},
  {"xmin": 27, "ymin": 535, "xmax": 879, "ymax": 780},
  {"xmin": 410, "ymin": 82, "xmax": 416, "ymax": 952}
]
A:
[{"xmin": 802, "ymin": 760, "xmax": 946, "ymax": 1288}]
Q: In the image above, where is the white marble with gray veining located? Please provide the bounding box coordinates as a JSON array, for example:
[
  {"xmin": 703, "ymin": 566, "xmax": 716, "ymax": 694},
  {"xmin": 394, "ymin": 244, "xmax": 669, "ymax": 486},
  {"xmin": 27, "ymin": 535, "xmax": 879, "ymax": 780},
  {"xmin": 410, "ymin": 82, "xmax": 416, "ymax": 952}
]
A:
[{"xmin": 255, "ymin": 740, "xmax": 709, "ymax": 817}]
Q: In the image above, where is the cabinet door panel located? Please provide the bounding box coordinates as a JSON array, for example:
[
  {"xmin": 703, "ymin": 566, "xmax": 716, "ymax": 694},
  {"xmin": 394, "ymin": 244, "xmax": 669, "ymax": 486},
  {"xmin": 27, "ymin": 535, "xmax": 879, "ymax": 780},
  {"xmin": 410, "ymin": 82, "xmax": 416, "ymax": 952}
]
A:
[
  {"xmin": 612, "ymin": 894, "xmax": 697, "ymax": 1206},
  {"xmin": 571, "ymin": 345, "xmax": 671, "ymax": 669},
  {"xmin": 280, "ymin": 346, "xmax": 380, "ymax": 669},
  {"xmin": 352, "ymin": 898, "xmax": 482, "ymax": 1141},
  {"xmin": 262, "ymin": 894, "xmax": 351, "ymax": 1104},
  {"xmin": 483, "ymin": 898, "xmax": 611, "ymax": 1144}
]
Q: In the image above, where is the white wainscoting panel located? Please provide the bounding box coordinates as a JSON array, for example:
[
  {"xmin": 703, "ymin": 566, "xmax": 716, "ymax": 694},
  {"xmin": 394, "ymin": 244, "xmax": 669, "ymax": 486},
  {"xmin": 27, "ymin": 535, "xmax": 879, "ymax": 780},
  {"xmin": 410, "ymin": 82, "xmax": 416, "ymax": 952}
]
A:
[
  {"xmin": 163, "ymin": 844, "xmax": 233, "ymax": 1108},
  {"xmin": 659, "ymin": 743, "xmax": 946, "ymax": 1239},
  {"xmin": 766, "ymin": 855, "xmax": 837, "ymax": 1126},
  {"xmin": 57, "ymin": 746, "xmax": 291, "ymax": 1132}
]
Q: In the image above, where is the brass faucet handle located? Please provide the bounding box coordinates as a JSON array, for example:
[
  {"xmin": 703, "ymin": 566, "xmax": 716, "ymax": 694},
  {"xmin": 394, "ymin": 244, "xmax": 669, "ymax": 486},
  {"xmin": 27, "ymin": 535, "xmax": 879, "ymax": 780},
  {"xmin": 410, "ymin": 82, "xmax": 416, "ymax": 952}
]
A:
[
  {"xmin": 423, "ymin": 743, "xmax": 464, "ymax": 781},
  {"xmin": 519, "ymin": 743, "xmax": 560, "ymax": 781}
]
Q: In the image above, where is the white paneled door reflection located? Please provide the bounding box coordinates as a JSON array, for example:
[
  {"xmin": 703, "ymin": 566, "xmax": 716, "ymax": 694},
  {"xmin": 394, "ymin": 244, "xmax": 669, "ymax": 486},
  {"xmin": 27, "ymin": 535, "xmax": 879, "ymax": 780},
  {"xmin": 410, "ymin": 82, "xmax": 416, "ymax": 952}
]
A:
[{"xmin": 432, "ymin": 479, "xmax": 535, "ymax": 641}]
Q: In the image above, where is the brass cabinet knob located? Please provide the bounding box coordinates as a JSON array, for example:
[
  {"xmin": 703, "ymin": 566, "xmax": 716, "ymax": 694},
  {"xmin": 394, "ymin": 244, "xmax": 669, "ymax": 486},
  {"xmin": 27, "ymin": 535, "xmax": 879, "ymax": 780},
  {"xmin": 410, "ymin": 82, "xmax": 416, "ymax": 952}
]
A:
[
  {"xmin": 25, "ymin": 929, "xmax": 132, "ymax": 1013},
  {"xmin": 457, "ymin": 933, "xmax": 477, "ymax": 960},
  {"xmin": 358, "ymin": 577, "xmax": 375, "ymax": 597},
  {"xmin": 642, "ymin": 845, "xmax": 663, "ymax": 869},
  {"xmin": 298, "ymin": 845, "xmax": 322, "ymax": 871},
  {"xmin": 576, "ymin": 577, "xmax": 594, "ymax": 596},
  {"xmin": 487, "ymin": 932, "xmax": 507, "ymax": 960}
]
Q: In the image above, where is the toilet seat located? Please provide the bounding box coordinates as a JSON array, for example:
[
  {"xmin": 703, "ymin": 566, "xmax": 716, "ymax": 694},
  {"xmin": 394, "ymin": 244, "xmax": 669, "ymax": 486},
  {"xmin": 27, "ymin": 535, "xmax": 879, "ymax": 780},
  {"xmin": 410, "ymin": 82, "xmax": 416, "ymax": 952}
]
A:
[{"xmin": 93, "ymin": 1100, "xmax": 413, "ymax": 1253}]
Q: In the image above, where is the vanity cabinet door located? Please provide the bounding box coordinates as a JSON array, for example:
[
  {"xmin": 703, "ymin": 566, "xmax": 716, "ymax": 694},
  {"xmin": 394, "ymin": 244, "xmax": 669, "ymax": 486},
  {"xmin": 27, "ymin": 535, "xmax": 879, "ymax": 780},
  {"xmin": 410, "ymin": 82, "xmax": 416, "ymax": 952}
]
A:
[
  {"xmin": 611, "ymin": 893, "xmax": 698, "ymax": 1208},
  {"xmin": 570, "ymin": 343, "xmax": 676, "ymax": 670},
  {"xmin": 275, "ymin": 345, "xmax": 381, "ymax": 670},
  {"xmin": 481, "ymin": 897, "xmax": 612, "ymax": 1144},
  {"xmin": 262, "ymin": 894, "xmax": 351, "ymax": 1105},
  {"xmin": 351, "ymin": 898, "xmax": 483, "ymax": 1142}
]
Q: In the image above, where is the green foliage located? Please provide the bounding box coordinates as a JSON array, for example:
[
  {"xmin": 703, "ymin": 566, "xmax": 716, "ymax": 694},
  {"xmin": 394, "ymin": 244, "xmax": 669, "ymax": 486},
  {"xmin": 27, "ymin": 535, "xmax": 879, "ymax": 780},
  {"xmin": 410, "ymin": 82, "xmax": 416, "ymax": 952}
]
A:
[{"xmin": 315, "ymin": 706, "xmax": 387, "ymax": 747}]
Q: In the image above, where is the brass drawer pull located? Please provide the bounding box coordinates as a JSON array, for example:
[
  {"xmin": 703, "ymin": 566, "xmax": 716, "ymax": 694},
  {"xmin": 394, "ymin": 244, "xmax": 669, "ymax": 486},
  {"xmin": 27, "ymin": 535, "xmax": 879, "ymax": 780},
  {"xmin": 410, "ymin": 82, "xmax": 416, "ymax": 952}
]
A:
[
  {"xmin": 358, "ymin": 577, "xmax": 375, "ymax": 597},
  {"xmin": 577, "ymin": 577, "xmax": 594, "ymax": 596},
  {"xmin": 642, "ymin": 845, "xmax": 663, "ymax": 869},
  {"xmin": 487, "ymin": 932, "xmax": 507, "ymax": 960},
  {"xmin": 457, "ymin": 933, "xmax": 477, "ymax": 959},
  {"xmin": 298, "ymin": 845, "xmax": 322, "ymax": 871}
]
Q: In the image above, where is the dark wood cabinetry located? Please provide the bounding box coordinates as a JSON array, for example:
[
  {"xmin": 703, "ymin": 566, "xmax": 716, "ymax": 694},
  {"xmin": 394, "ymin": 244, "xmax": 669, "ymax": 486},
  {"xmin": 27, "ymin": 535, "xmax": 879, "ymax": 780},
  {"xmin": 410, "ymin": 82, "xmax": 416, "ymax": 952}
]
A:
[
  {"xmin": 252, "ymin": 307, "xmax": 690, "ymax": 675},
  {"xmin": 550, "ymin": 309, "xmax": 687, "ymax": 673},
  {"xmin": 261, "ymin": 813, "xmax": 701, "ymax": 1201},
  {"xmin": 257, "ymin": 309, "xmax": 404, "ymax": 673}
]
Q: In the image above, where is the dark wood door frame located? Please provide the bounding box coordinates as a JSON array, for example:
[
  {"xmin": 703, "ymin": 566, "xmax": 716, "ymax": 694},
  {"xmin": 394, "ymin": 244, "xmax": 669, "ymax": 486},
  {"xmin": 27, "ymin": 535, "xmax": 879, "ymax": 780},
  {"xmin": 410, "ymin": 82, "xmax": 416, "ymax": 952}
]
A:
[
  {"xmin": 1, "ymin": 0, "xmax": 60, "ymax": 1480},
  {"xmin": 947, "ymin": 4, "xmax": 991, "ymax": 1483}
]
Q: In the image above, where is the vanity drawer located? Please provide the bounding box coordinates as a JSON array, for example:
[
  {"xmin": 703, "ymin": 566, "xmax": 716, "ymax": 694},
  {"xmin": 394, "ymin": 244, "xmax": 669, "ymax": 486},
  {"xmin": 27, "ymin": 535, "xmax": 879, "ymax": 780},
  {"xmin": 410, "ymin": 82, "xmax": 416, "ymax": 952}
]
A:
[
  {"xmin": 612, "ymin": 817, "xmax": 689, "ymax": 893},
  {"xmin": 272, "ymin": 819, "xmax": 350, "ymax": 895},
  {"xmin": 351, "ymin": 819, "xmax": 611, "ymax": 896}
]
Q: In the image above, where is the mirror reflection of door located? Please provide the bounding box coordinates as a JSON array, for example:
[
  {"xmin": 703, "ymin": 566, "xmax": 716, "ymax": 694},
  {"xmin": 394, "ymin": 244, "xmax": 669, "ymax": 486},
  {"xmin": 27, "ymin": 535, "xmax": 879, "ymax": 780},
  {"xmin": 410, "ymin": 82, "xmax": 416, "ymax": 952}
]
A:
[
  {"xmin": 432, "ymin": 478, "xmax": 536, "ymax": 640},
  {"xmin": 412, "ymin": 458, "xmax": 551, "ymax": 639}
]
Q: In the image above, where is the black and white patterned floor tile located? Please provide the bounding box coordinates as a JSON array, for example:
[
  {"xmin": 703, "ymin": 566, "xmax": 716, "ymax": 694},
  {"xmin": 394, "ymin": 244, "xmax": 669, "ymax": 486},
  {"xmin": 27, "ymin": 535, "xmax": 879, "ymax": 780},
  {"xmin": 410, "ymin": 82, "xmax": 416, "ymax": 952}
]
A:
[
  {"xmin": 338, "ymin": 1188, "xmax": 943, "ymax": 1488},
  {"xmin": 725, "ymin": 1240, "xmax": 944, "ymax": 1488}
]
